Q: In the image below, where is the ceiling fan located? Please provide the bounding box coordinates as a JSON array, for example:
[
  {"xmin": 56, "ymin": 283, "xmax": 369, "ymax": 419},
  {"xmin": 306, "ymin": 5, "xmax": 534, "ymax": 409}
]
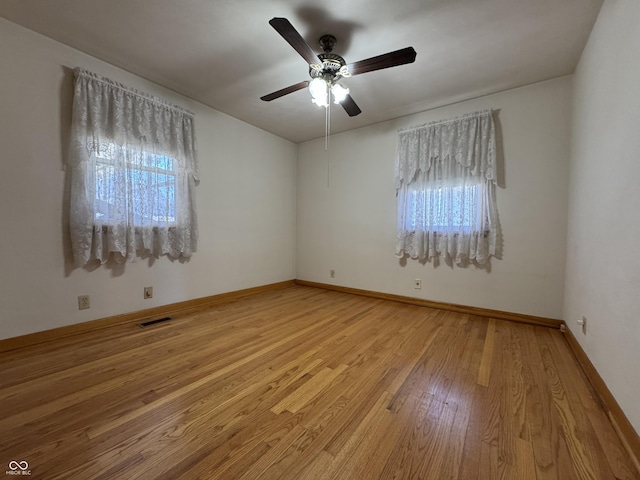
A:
[{"xmin": 261, "ymin": 17, "xmax": 417, "ymax": 117}]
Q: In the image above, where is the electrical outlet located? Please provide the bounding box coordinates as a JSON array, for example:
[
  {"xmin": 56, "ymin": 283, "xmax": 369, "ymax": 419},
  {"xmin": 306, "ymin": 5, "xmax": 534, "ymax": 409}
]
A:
[
  {"xmin": 330, "ymin": 269, "xmax": 335, "ymax": 278},
  {"xmin": 144, "ymin": 286, "xmax": 153, "ymax": 299},
  {"xmin": 78, "ymin": 295, "xmax": 90, "ymax": 310},
  {"xmin": 577, "ymin": 316, "xmax": 587, "ymax": 334},
  {"xmin": 414, "ymin": 278, "xmax": 422, "ymax": 289}
]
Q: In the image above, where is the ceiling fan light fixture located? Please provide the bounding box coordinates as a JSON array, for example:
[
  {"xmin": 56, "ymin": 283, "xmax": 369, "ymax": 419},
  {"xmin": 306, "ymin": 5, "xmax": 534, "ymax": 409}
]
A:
[
  {"xmin": 331, "ymin": 83, "xmax": 349, "ymax": 104},
  {"xmin": 309, "ymin": 77, "xmax": 329, "ymax": 107},
  {"xmin": 338, "ymin": 65, "xmax": 352, "ymax": 78}
]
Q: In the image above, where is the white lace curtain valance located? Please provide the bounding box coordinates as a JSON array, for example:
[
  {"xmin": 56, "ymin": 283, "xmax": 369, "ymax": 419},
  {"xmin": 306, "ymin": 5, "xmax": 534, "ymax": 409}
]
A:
[
  {"xmin": 395, "ymin": 110, "xmax": 496, "ymax": 191},
  {"xmin": 69, "ymin": 68, "xmax": 199, "ymax": 266},
  {"xmin": 395, "ymin": 110, "xmax": 499, "ymax": 265}
]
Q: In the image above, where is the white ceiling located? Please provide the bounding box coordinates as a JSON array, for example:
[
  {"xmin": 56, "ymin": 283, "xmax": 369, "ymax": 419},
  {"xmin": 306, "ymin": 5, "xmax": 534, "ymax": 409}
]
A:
[{"xmin": 1, "ymin": 0, "xmax": 602, "ymax": 143}]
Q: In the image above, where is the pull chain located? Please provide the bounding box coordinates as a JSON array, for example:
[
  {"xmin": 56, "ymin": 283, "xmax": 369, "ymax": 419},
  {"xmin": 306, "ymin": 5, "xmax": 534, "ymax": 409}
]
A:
[
  {"xmin": 325, "ymin": 102, "xmax": 331, "ymax": 187},
  {"xmin": 324, "ymin": 100, "xmax": 331, "ymax": 151}
]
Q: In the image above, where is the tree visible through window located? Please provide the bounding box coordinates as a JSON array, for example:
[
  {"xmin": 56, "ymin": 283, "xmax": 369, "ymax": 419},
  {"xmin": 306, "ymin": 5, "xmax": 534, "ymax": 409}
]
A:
[{"xmin": 93, "ymin": 142, "xmax": 177, "ymax": 226}]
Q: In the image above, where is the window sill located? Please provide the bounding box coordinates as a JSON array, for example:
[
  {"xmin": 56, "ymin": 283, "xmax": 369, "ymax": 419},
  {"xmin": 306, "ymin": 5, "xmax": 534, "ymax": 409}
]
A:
[{"xmin": 94, "ymin": 225, "xmax": 178, "ymax": 233}]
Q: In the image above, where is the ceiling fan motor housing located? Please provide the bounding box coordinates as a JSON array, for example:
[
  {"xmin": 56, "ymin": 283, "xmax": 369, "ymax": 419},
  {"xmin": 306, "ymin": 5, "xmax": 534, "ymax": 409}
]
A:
[{"xmin": 310, "ymin": 35, "xmax": 350, "ymax": 83}]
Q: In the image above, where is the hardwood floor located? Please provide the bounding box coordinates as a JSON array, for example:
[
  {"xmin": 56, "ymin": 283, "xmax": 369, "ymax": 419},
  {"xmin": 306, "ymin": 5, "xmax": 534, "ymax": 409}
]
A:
[{"xmin": 0, "ymin": 286, "xmax": 637, "ymax": 479}]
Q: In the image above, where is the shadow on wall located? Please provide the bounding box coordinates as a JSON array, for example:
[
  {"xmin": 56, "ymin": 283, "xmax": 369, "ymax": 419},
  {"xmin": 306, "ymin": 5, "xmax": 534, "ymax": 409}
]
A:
[{"xmin": 60, "ymin": 65, "xmax": 75, "ymax": 277}]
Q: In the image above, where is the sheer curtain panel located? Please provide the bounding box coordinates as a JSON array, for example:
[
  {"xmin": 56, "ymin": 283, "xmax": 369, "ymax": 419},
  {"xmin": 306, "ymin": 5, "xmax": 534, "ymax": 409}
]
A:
[
  {"xmin": 69, "ymin": 68, "xmax": 199, "ymax": 266},
  {"xmin": 395, "ymin": 110, "xmax": 499, "ymax": 265}
]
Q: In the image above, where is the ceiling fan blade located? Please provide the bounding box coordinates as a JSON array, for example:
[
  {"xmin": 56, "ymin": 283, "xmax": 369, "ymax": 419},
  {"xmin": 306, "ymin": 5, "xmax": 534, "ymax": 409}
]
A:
[
  {"xmin": 261, "ymin": 81, "xmax": 309, "ymax": 102},
  {"xmin": 347, "ymin": 47, "xmax": 417, "ymax": 76},
  {"xmin": 269, "ymin": 17, "xmax": 322, "ymax": 67},
  {"xmin": 341, "ymin": 94, "xmax": 362, "ymax": 117}
]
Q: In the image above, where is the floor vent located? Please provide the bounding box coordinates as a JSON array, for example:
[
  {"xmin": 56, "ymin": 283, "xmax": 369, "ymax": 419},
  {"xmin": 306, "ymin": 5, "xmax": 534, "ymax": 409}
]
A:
[{"xmin": 138, "ymin": 316, "xmax": 172, "ymax": 327}]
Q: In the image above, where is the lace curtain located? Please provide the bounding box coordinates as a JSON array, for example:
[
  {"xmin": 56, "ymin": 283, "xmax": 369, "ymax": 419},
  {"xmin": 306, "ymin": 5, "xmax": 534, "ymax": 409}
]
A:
[
  {"xmin": 395, "ymin": 110, "xmax": 499, "ymax": 265},
  {"xmin": 69, "ymin": 68, "xmax": 199, "ymax": 266}
]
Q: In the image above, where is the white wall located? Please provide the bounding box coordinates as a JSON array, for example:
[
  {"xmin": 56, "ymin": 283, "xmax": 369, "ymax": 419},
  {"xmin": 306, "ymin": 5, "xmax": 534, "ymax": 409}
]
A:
[
  {"xmin": 0, "ymin": 19, "xmax": 297, "ymax": 340},
  {"xmin": 564, "ymin": 0, "xmax": 640, "ymax": 433},
  {"xmin": 297, "ymin": 77, "xmax": 572, "ymax": 319}
]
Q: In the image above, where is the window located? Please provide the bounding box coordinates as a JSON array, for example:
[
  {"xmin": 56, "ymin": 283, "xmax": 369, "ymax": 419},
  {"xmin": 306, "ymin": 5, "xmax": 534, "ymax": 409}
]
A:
[
  {"xmin": 404, "ymin": 182, "xmax": 484, "ymax": 233},
  {"xmin": 69, "ymin": 69, "xmax": 199, "ymax": 266},
  {"xmin": 92, "ymin": 142, "xmax": 177, "ymax": 226},
  {"xmin": 395, "ymin": 110, "xmax": 499, "ymax": 265}
]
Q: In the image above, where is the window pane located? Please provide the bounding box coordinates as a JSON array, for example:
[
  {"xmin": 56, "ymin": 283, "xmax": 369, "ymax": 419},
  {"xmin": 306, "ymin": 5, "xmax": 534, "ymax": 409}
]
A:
[
  {"xmin": 92, "ymin": 143, "xmax": 177, "ymax": 226},
  {"xmin": 406, "ymin": 183, "xmax": 484, "ymax": 232}
]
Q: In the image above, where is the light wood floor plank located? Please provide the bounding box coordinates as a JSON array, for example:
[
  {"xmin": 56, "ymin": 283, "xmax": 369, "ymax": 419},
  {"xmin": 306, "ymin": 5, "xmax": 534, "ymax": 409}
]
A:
[{"xmin": 477, "ymin": 317, "xmax": 497, "ymax": 387}]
